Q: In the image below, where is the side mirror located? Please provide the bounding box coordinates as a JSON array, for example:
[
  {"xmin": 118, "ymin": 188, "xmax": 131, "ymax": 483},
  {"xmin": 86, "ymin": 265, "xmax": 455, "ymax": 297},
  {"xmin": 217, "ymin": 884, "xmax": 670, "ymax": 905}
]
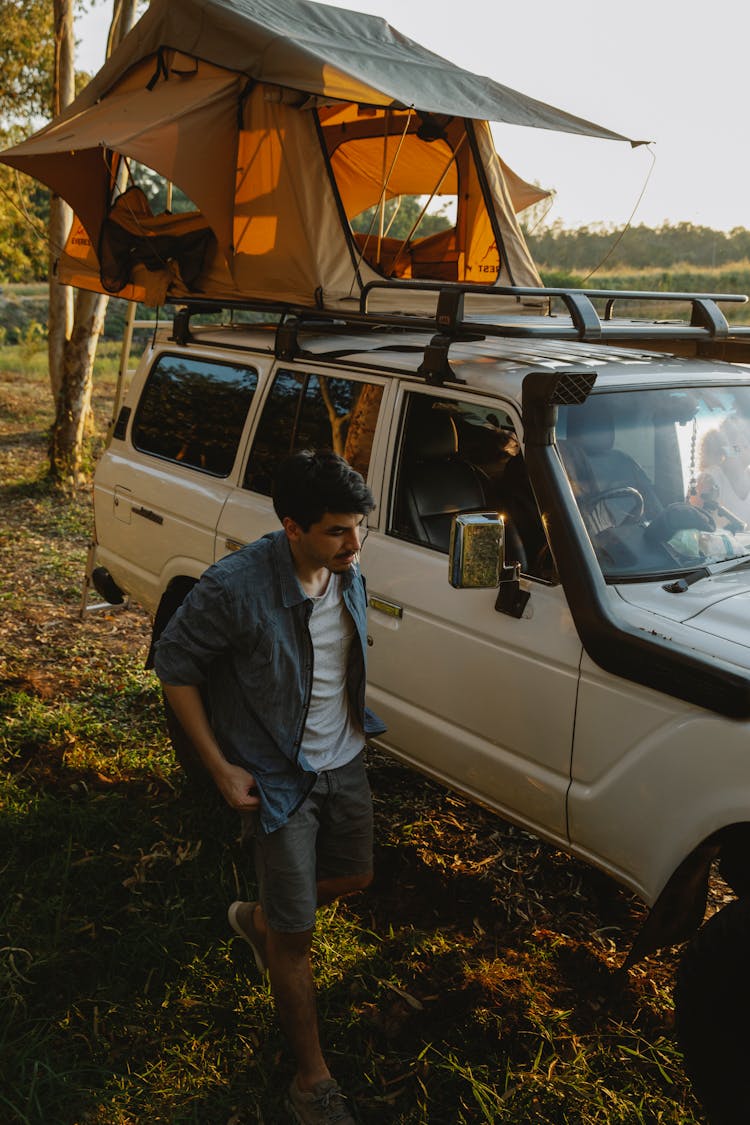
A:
[
  {"xmin": 448, "ymin": 513, "xmax": 505, "ymax": 588},
  {"xmin": 449, "ymin": 512, "xmax": 531, "ymax": 618}
]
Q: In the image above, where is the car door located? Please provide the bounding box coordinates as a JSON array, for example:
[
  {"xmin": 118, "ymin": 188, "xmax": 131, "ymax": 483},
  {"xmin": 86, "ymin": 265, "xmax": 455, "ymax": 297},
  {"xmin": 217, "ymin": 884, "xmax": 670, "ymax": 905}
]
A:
[
  {"xmin": 215, "ymin": 363, "xmax": 389, "ymax": 557},
  {"xmin": 362, "ymin": 386, "xmax": 583, "ymax": 842},
  {"xmin": 94, "ymin": 350, "xmax": 263, "ymax": 610}
]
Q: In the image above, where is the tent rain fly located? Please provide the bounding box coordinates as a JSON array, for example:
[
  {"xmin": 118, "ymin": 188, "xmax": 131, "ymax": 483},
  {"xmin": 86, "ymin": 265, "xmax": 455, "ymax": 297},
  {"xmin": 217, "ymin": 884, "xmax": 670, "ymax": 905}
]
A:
[{"xmin": 0, "ymin": 0, "xmax": 644, "ymax": 312}]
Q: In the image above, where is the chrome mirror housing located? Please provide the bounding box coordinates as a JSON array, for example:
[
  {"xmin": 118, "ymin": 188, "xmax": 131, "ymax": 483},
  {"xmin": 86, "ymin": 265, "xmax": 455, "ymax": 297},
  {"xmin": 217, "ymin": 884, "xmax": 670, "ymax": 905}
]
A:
[{"xmin": 448, "ymin": 513, "xmax": 505, "ymax": 588}]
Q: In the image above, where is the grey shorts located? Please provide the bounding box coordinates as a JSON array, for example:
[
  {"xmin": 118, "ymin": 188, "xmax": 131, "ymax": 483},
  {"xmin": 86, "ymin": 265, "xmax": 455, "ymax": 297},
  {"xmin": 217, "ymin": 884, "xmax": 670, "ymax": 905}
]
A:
[{"xmin": 252, "ymin": 750, "xmax": 373, "ymax": 933}]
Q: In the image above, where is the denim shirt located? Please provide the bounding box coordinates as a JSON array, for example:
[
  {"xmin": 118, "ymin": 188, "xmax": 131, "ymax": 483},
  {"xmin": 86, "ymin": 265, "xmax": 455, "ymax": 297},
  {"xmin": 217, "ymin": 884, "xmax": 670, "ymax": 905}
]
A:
[{"xmin": 153, "ymin": 529, "xmax": 385, "ymax": 833}]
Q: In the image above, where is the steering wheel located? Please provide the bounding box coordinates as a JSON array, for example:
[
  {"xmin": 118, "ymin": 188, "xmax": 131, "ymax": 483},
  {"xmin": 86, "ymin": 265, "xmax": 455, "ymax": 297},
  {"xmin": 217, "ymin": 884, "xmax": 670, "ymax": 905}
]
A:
[{"xmin": 581, "ymin": 485, "xmax": 645, "ymax": 527}]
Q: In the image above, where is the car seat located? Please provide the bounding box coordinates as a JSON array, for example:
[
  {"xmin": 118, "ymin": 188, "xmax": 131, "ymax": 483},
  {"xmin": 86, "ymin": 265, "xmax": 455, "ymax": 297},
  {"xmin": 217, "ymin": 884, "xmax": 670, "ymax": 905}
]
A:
[{"xmin": 399, "ymin": 402, "xmax": 490, "ymax": 551}]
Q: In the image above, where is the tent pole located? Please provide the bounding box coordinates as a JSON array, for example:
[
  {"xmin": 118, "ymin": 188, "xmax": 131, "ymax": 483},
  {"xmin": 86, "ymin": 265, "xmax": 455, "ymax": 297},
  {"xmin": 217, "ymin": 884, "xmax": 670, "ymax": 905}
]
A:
[
  {"xmin": 390, "ymin": 133, "xmax": 467, "ymax": 275},
  {"xmin": 112, "ymin": 301, "xmax": 136, "ymax": 434},
  {"xmin": 377, "ymin": 110, "xmax": 389, "ymax": 266}
]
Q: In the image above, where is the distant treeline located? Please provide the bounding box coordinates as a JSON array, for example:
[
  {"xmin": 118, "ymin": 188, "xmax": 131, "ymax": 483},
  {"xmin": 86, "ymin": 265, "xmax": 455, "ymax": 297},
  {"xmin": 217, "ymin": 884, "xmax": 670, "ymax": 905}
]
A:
[{"xmin": 525, "ymin": 221, "xmax": 750, "ymax": 272}]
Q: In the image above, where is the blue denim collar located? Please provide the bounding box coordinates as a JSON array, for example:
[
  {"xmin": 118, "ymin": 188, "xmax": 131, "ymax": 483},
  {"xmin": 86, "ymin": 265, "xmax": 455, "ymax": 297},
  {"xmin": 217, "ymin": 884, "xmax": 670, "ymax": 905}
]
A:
[{"xmin": 268, "ymin": 528, "xmax": 356, "ymax": 609}]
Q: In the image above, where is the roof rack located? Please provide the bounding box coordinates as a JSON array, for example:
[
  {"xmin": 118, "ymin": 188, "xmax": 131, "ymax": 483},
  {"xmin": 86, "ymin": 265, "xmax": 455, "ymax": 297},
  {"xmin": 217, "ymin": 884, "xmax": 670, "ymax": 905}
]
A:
[
  {"xmin": 360, "ymin": 279, "xmax": 750, "ymax": 376},
  {"xmin": 361, "ymin": 278, "xmax": 750, "ymax": 338},
  {"xmin": 169, "ymin": 281, "xmax": 750, "ymax": 381}
]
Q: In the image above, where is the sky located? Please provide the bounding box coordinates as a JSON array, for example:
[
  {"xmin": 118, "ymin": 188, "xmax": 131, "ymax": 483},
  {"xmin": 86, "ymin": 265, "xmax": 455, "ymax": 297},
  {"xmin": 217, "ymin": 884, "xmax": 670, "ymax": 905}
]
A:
[{"xmin": 74, "ymin": 0, "xmax": 750, "ymax": 232}]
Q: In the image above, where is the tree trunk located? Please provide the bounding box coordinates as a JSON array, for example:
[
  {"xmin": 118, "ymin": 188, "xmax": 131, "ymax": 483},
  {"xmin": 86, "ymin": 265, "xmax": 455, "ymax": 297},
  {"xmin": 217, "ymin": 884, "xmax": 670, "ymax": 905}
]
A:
[
  {"xmin": 48, "ymin": 0, "xmax": 138, "ymax": 484},
  {"xmin": 107, "ymin": 0, "xmax": 138, "ymax": 56},
  {"xmin": 344, "ymin": 383, "xmax": 383, "ymax": 476},
  {"xmin": 48, "ymin": 0, "xmax": 74, "ymax": 402},
  {"xmin": 50, "ymin": 291, "xmax": 108, "ymax": 483},
  {"xmin": 48, "ymin": 195, "xmax": 73, "ymax": 401}
]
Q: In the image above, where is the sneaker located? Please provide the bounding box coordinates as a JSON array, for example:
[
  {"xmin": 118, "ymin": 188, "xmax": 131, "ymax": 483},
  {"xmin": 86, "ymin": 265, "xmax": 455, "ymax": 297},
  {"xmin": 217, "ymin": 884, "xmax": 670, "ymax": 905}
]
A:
[
  {"xmin": 286, "ymin": 1077, "xmax": 355, "ymax": 1124},
  {"xmin": 227, "ymin": 900, "xmax": 268, "ymax": 975}
]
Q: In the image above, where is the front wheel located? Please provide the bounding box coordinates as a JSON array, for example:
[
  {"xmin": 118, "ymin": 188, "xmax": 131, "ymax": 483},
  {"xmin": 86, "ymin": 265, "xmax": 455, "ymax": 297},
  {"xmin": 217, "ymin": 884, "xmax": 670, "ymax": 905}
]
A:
[{"xmin": 675, "ymin": 897, "xmax": 750, "ymax": 1123}]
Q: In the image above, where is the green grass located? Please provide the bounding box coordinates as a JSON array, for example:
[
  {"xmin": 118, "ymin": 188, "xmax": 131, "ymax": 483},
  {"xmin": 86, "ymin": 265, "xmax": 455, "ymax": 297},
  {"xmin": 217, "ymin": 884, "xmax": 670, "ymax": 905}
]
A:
[
  {"xmin": 0, "ymin": 344, "xmax": 709, "ymax": 1123},
  {"xmin": 539, "ymin": 263, "xmax": 750, "ymax": 324}
]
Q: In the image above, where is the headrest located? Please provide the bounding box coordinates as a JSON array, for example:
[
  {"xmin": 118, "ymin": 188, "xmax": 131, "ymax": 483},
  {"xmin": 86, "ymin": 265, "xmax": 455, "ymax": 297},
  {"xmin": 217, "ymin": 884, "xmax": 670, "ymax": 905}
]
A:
[{"xmin": 406, "ymin": 405, "xmax": 458, "ymax": 461}]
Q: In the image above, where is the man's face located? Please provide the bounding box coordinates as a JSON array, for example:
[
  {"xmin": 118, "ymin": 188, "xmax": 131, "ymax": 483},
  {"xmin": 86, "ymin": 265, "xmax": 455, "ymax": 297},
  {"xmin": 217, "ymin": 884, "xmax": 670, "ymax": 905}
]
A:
[{"xmin": 284, "ymin": 511, "xmax": 368, "ymax": 574}]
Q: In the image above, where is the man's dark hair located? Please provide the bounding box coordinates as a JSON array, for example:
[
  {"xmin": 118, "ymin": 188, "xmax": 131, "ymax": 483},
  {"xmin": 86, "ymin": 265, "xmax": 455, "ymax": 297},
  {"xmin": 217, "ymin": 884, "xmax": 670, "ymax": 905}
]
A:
[{"xmin": 272, "ymin": 449, "xmax": 375, "ymax": 529}]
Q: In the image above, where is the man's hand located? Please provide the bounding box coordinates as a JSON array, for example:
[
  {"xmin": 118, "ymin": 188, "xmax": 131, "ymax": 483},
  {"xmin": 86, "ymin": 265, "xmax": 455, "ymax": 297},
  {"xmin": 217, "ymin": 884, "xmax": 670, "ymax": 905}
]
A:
[
  {"xmin": 213, "ymin": 761, "xmax": 261, "ymax": 811},
  {"xmin": 161, "ymin": 683, "xmax": 262, "ymax": 812}
]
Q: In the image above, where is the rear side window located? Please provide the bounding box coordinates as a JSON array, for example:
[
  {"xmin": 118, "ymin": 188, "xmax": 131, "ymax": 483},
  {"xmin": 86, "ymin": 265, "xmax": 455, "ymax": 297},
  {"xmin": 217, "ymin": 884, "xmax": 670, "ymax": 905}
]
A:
[
  {"xmin": 132, "ymin": 354, "xmax": 258, "ymax": 477},
  {"xmin": 243, "ymin": 369, "xmax": 383, "ymax": 495}
]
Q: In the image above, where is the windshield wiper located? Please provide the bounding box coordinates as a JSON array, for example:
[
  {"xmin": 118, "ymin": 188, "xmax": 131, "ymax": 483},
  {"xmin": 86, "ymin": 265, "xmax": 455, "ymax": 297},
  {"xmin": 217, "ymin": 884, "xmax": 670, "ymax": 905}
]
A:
[
  {"xmin": 663, "ymin": 555, "xmax": 750, "ymax": 593},
  {"xmin": 663, "ymin": 568, "xmax": 711, "ymax": 593}
]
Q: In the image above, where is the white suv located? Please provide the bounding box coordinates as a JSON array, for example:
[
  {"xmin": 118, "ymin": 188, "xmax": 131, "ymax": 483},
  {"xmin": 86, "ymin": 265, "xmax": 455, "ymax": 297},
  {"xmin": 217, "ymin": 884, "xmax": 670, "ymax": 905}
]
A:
[{"xmin": 89, "ymin": 283, "xmax": 750, "ymax": 1121}]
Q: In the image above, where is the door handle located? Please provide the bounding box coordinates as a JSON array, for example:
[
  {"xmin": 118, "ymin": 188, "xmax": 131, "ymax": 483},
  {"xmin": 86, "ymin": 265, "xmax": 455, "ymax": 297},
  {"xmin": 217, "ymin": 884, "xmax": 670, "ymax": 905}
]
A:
[
  {"xmin": 369, "ymin": 596, "xmax": 403, "ymax": 619},
  {"xmin": 132, "ymin": 506, "xmax": 163, "ymax": 525}
]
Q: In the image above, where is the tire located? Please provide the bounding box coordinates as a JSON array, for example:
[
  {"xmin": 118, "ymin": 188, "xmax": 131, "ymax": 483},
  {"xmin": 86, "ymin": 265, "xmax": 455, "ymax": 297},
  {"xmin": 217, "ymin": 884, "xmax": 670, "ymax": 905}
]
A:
[{"xmin": 675, "ymin": 897, "xmax": 750, "ymax": 1124}]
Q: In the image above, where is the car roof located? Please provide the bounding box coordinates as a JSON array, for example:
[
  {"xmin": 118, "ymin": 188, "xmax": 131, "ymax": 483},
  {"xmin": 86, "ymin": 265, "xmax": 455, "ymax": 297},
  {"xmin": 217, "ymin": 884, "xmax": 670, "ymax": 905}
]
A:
[{"xmin": 167, "ymin": 320, "xmax": 750, "ymax": 410}]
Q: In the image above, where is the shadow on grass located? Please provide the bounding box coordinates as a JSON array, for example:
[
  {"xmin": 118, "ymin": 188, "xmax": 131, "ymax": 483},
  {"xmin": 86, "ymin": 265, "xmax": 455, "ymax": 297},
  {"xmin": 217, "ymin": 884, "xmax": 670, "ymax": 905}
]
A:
[
  {"xmin": 0, "ymin": 774, "xmax": 287, "ymax": 1124},
  {"xmin": 0, "ymin": 751, "xmax": 697, "ymax": 1125}
]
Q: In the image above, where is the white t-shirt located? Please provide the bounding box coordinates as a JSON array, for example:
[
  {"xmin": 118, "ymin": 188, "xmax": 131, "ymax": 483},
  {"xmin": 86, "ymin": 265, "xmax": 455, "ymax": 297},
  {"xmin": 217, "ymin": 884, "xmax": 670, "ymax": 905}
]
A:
[{"xmin": 301, "ymin": 573, "xmax": 364, "ymax": 771}]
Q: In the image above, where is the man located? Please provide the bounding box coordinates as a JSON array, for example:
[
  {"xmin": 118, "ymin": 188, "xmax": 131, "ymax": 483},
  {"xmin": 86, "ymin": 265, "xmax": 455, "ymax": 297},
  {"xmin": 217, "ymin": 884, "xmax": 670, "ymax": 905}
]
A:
[{"xmin": 154, "ymin": 449, "xmax": 384, "ymax": 1124}]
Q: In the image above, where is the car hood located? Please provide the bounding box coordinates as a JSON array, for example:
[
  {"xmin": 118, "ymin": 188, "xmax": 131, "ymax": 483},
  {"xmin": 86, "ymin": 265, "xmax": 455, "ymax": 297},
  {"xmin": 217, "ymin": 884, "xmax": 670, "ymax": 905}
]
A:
[{"xmin": 616, "ymin": 567, "xmax": 750, "ymax": 654}]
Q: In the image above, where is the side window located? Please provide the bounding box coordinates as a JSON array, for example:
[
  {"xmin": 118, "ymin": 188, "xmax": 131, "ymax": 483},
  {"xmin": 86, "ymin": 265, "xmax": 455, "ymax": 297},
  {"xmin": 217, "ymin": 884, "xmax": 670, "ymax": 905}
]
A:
[
  {"xmin": 243, "ymin": 369, "xmax": 383, "ymax": 495},
  {"xmin": 132, "ymin": 354, "xmax": 258, "ymax": 476},
  {"xmin": 390, "ymin": 392, "xmax": 549, "ymax": 575}
]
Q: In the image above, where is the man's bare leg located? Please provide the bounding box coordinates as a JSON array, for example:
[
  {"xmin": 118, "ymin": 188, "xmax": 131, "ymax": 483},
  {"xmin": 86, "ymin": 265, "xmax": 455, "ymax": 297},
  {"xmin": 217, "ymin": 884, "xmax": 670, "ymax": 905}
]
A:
[
  {"xmin": 316, "ymin": 870, "xmax": 372, "ymax": 907},
  {"xmin": 267, "ymin": 926, "xmax": 329, "ymax": 1090},
  {"xmin": 247, "ymin": 870, "xmax": 372, "ymax": 955},
  {"xmin": 250, "ymin": 872, "xmax": 372, "ymax": 1091}
]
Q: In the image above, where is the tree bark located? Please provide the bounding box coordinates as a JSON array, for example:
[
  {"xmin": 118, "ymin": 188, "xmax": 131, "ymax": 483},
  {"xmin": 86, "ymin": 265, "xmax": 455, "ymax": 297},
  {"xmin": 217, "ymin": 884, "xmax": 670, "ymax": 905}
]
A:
[
  {"xmin": 50, "ymin": 291, "xmax": 108, "ymax": 481},
  {"xmin": 48, "ymin": 196, "xmax": 73, "ymax": 402},
  {"xmin": 48, "ymin": 0, "xmax": 138, "ymax": 484},
  {"xmin": 47, "ymin": 0, "xmax": 74, "ymax": 402},
  {"xmin": 107, "ymin": 0, "xmax": 138, "ymax": 56},
  {"xmin": 344, "ymin": 383, "xmax": 382, "ymax": 476}
]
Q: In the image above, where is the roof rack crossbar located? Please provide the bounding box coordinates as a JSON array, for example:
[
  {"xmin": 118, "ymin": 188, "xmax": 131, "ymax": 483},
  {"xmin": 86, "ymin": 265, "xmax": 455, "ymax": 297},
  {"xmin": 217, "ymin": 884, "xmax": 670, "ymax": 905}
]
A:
[
  {"xmin": 359, "ymin": 279, "xmax": 750, "ymax": 347},
  {"xmin": 167, "ymin": 286, "xmax": 750, "ymax": 370},
  {"xmin": 360, "ymin": 278, "xmax": 749, "ymax": 309}
]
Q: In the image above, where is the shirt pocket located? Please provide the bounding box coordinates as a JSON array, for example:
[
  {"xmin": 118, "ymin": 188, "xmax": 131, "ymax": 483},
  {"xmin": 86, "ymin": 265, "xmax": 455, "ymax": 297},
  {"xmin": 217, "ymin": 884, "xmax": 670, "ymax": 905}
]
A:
[
  {"xmin": 233, "ymin": 621, "xmax": 276, "ymax": 669},
  {"xmin": 248, "ymin": 629, "xmax": 275, "ymax": 666}
]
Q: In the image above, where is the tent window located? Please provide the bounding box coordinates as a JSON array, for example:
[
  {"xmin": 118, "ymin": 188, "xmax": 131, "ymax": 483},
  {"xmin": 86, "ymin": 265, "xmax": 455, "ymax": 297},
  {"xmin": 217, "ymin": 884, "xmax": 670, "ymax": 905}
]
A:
[
  {"xmin": 322, "ymin": 109, "xmax": 500, "ymax": 284},
  {"xmin": 243, "ymin": 370, "xmax": 384, "ymax": 495},
  {"xmin": 351, "ymin": 194, "xmax": 455, "ymax": 278},
  {"xmin": 127, "ymin": 162, "xmax": 199, "ymax": 214},
  {"xmin": 132, "ymin": 355, "xmax": 258, "ymax": 476}
]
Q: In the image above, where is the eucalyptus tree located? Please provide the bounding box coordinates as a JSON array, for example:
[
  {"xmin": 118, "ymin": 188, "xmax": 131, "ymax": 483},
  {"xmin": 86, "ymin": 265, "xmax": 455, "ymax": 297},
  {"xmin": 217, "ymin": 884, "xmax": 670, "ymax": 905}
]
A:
[{"xmin": 49, "ymin": 0, "xmax": 140, "ymax": 484}]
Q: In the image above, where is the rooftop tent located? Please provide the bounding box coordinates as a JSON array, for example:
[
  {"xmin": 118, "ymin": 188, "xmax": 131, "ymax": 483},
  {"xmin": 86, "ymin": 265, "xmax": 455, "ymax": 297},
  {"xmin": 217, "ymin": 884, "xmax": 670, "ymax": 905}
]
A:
[{"xmin": 0, "ymin": 0, "xmax": 641, "ymax": 310}]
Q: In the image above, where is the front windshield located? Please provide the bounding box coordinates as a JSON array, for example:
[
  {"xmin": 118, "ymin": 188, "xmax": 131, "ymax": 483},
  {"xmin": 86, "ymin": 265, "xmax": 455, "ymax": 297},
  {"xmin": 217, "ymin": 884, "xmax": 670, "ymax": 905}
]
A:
[{"xmin": 557, "ymin": 386, "xmax": 750, "ymax": 580}]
